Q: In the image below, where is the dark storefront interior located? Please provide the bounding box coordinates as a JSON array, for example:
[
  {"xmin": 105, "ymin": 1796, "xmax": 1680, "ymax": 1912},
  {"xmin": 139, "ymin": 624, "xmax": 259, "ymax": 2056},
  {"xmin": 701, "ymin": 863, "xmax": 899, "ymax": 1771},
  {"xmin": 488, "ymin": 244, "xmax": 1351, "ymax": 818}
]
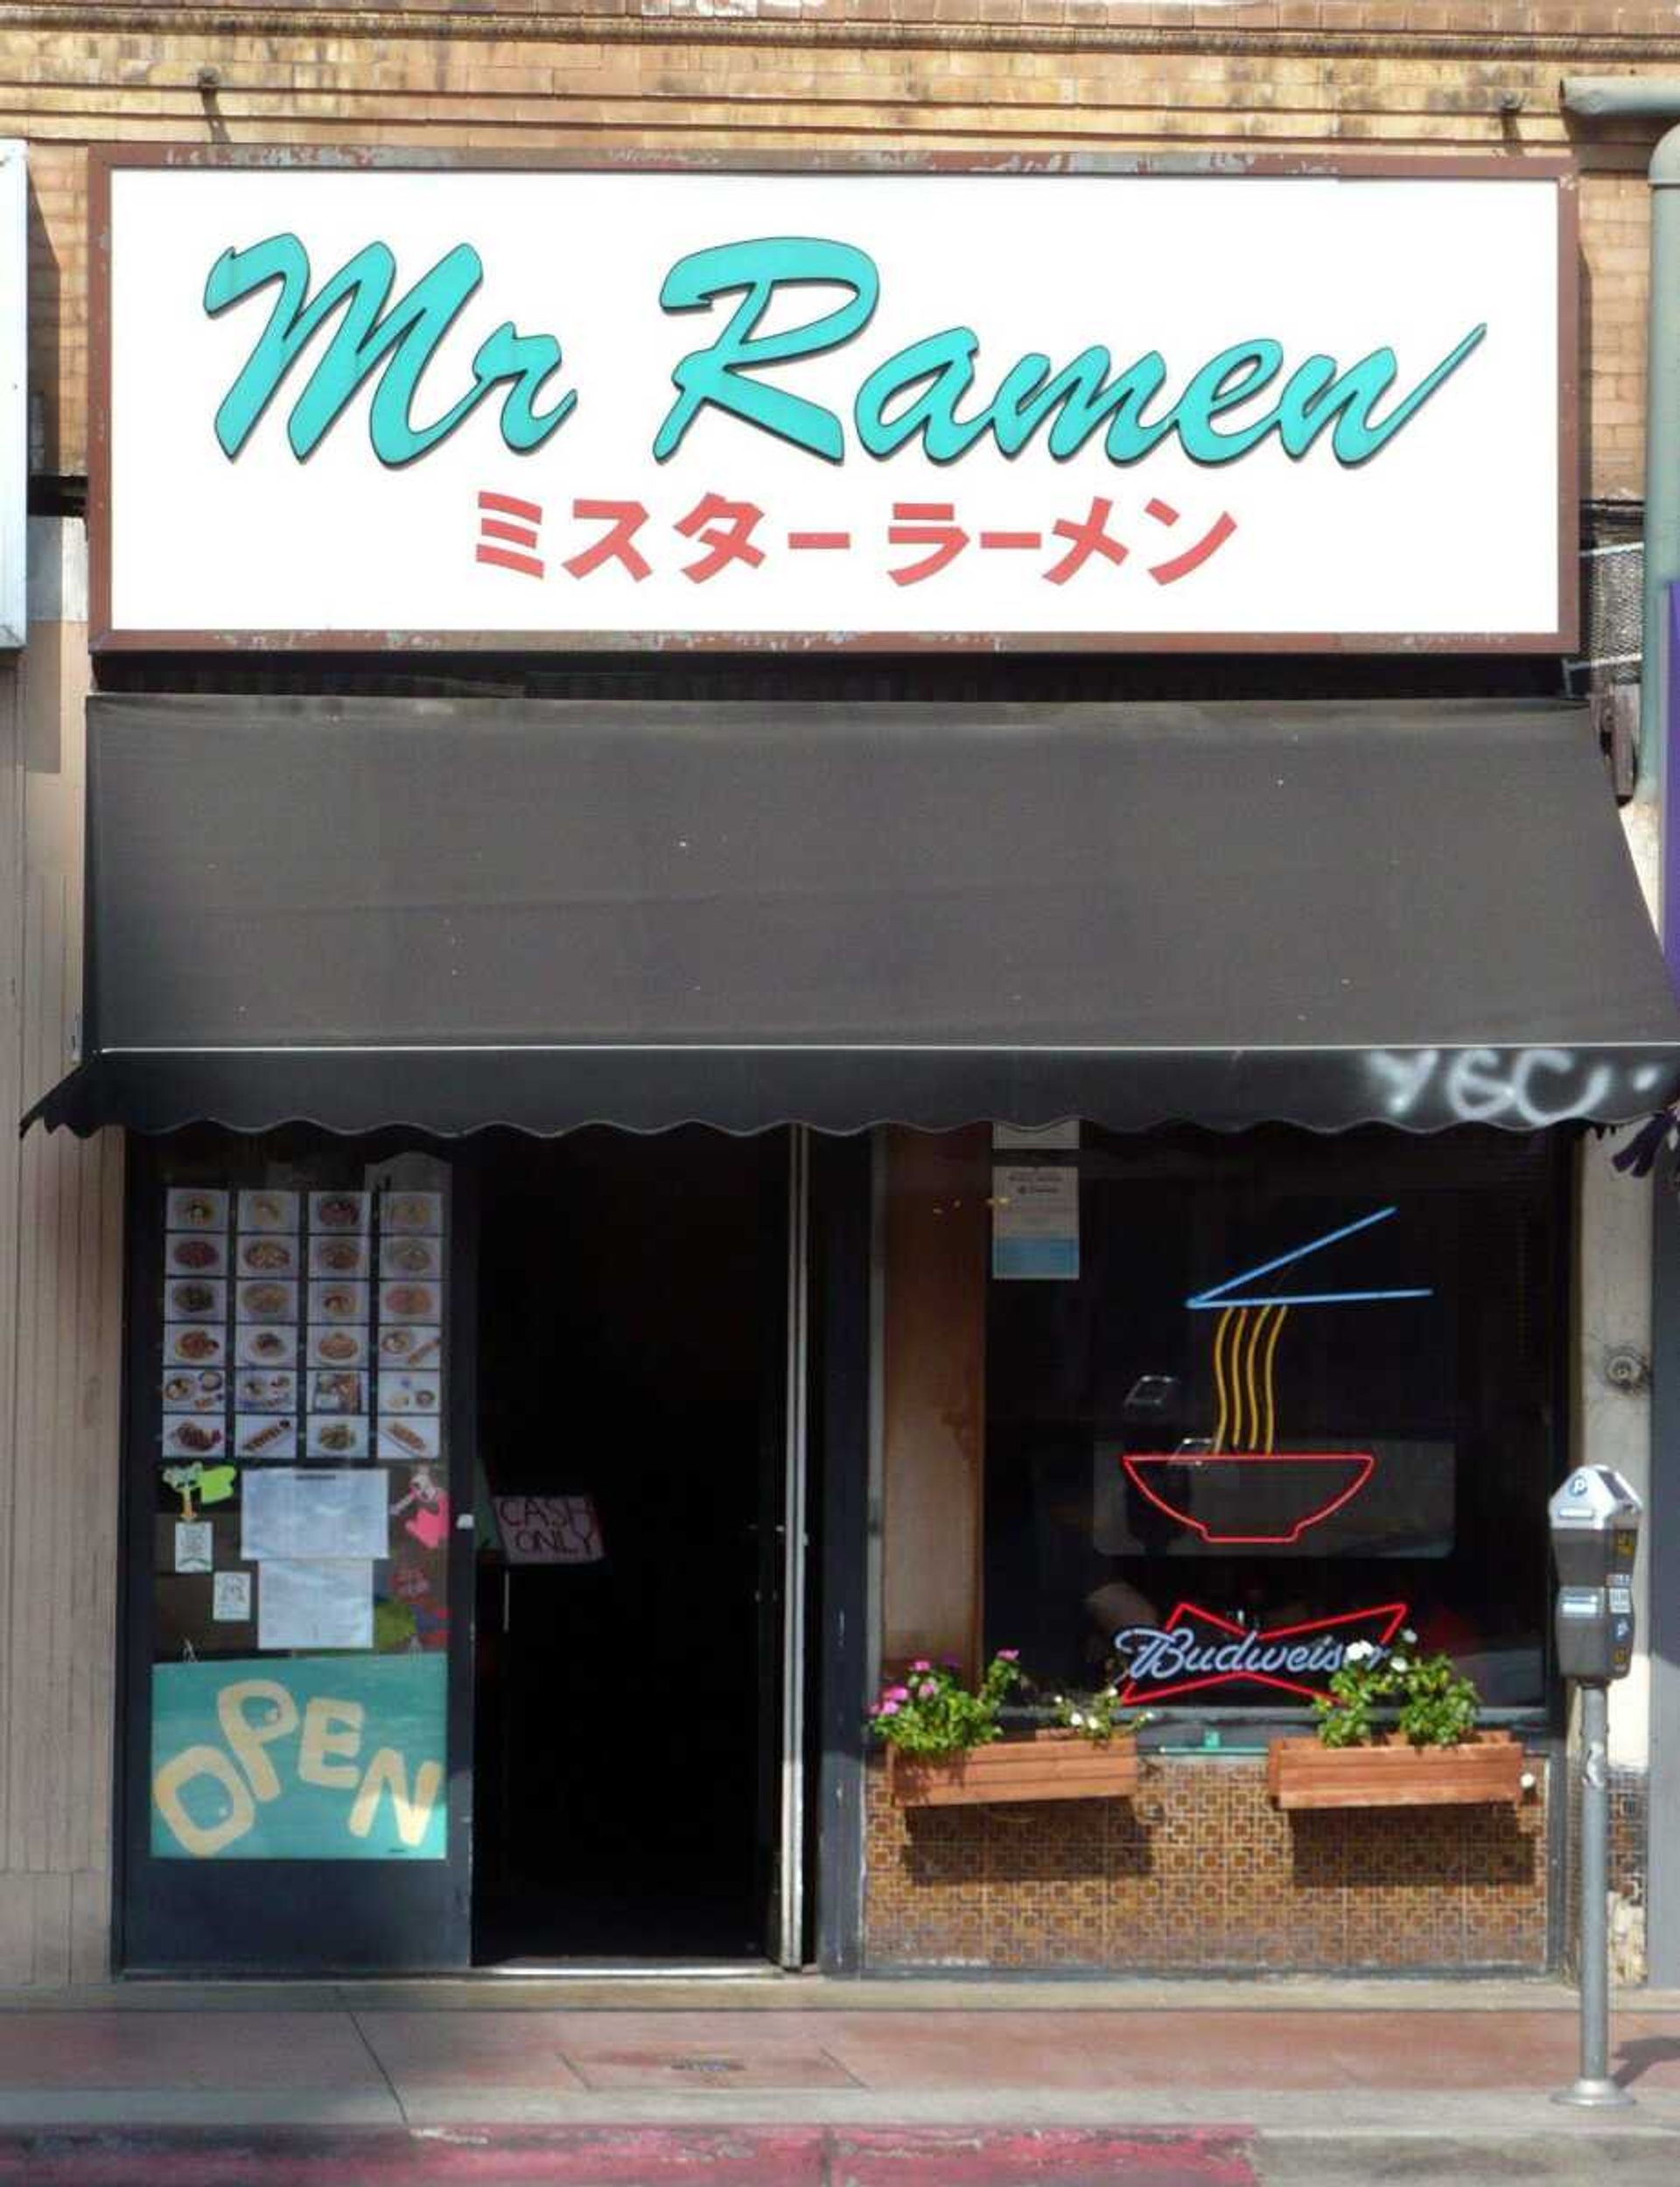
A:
[{"xmin": 472, "ymin": 1130, "xmax": 788, "ymax": 1966}]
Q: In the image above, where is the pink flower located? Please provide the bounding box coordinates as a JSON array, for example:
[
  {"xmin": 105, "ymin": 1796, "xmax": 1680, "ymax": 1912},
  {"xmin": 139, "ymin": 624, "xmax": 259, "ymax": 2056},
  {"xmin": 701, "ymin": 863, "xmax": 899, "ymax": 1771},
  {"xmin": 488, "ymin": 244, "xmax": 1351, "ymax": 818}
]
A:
[
  {"xmin": 910, "ymin": 1659, "xmax": 932, "ymax": 1673},
  {"xmin": 919, "ymin": 1681, "xmax": 937, "ymax": 1700},
  {"xmin": 886, "ymin": 1685, "xmax": 911, "ymax": 1704},
  {"xmin": 879, "ymin": 1699, "xmax": 900, "ymax": 1716},
  {"xmin": 998, "ymin": 1648, "xmax": 1020, "ymax": 1662}
]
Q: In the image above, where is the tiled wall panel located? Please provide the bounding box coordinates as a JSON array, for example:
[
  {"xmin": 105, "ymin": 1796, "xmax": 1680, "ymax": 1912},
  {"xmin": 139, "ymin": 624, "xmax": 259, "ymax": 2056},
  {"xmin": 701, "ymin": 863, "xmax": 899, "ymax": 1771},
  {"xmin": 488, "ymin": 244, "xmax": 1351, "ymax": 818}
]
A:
[{"xmin": 864, "ymin": 1756, "xmax": 1553, "ymax": 1972}]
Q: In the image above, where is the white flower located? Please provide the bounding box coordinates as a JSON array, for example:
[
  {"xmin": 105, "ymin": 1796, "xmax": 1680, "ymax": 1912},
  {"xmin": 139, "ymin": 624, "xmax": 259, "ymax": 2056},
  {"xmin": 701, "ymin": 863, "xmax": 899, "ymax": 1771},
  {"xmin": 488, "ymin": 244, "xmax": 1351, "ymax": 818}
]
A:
[
  {"xmin": 1070, "ymin": 1712, "xmax": 1086, "ymax": 1728},
  {"xmin": 1390, "ymin": 1657, "xmax": 1410, "ymax": 1676},
  {"xmin": 1342, "ymin": 1640, "xmax": 1376, "ymax": 1665},
  {"xmin": 1401, "ymin": 1629, "xmax": 1418, "ymax": 1645}
]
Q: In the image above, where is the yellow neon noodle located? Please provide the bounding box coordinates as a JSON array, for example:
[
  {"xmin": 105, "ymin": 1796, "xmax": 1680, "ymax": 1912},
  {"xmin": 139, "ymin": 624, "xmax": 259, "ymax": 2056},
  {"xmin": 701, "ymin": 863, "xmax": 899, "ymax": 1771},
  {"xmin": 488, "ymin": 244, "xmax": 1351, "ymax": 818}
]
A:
[
  {"xmin": 1212, "ymin": 1307, "xmax": 1234, "ymax": 1454},
  {"xmin": 1242, "ymin": 1302, "xmax": 1265, "ymax": 1453},
  {"xmin": 1260, "ymin": 1302, "xmax": 1288, "ymax": 1454}
]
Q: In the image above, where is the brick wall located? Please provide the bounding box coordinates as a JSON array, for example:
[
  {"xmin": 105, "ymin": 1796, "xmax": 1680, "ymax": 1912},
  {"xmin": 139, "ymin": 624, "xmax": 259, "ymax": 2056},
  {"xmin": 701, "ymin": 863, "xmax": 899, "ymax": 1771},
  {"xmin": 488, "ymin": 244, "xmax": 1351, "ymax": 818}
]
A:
[{"xmin": 2, "ymin": 3, "xmax": 1677, "ymax": 491}]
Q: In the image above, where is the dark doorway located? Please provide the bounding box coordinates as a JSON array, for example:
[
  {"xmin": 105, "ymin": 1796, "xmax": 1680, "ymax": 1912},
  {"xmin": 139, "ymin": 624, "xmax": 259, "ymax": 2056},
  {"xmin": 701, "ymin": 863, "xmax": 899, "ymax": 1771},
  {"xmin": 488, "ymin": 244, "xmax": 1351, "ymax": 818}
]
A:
[{"xmin": 472, "ymin": 1128, "xmax": 788, "ymax": 1965}]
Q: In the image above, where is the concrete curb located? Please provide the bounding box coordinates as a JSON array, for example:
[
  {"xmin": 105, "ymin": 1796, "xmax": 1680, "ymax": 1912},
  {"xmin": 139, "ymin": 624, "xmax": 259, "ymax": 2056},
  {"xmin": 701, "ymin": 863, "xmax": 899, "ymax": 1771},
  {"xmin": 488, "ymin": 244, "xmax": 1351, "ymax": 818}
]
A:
[
  {"xmin": 0, "ymin": 2089, "xmax": 1676, "ymax": 2133},
  {"xmin": 5, "ymin": 1977, "xmax": 1679, "ymax": 2014},
  {"xmin": 0, "ymin": 2125, "xmax": 1257, "ymax": 2186}
]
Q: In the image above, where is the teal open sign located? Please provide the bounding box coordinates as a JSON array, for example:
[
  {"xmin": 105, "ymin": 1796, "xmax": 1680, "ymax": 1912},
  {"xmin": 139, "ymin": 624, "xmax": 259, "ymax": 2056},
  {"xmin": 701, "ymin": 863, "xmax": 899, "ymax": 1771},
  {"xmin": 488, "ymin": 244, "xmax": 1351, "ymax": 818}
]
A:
[{"xmin": 150, "ymin": 1654, "xmax": 446, "ymax": 1860}]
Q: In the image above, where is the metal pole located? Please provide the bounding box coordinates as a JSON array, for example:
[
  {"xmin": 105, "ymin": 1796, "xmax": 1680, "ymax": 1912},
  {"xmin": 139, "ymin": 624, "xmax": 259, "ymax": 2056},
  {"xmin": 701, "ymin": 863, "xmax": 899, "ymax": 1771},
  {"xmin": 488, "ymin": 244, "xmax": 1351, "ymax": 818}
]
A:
[
  {"xmin": 1643, "ymin": 127, "xmax": 1680, "ymax": 842},
  {"xmin": 1553, "ymin": 1680, "xmax": 1633, "ymax": 2108},
  {"xmin": 778, "ymin": 1124, "xmax": 811, "ymax": 1968},
  {"xmin": 1564, "ymin": 87, "xmax": 1680, "ymax": 792}
]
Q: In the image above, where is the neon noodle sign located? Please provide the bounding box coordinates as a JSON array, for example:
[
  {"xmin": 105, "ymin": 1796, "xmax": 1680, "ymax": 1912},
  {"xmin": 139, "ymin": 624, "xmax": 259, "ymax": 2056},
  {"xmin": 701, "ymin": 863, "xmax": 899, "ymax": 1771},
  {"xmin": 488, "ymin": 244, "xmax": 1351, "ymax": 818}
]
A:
[
  {"xmin": 1115, "ymin": 1600, "xmax": 1410, "ymax": 1707},
  {"xmin": 1183, "ymin": 1204, "xmax": 1431, "ymax": 1313},
  {"xmin": 1122, "ymin": 1207, "xmax": 1432, "ymax": 1544},
  {"xmin": 1120, "ymin": 1450, "xmax": 1376, "ymax": 1547}
]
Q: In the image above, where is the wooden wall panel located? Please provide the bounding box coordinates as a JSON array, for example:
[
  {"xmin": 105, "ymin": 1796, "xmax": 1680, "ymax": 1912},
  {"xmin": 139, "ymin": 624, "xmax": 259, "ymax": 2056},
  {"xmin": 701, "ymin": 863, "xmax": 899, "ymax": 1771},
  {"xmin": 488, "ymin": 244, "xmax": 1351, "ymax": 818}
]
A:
[
  {"xmin": 880, "ymin": 1125, "xmax": 988, "ymax": 1673},
  {"xmin": 0, "ymin": 550, "xmax": 123, "ymax": 1983},
  {"xmin": 0, "ymin": 661, "xmax": 20, "ymax": 1917}
]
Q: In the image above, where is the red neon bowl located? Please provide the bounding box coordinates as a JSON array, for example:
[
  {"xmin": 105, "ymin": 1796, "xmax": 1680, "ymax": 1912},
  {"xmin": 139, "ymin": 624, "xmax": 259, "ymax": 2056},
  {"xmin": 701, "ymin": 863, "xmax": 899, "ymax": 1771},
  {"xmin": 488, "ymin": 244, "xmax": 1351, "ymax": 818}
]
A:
[{"xmin": 1120, "ymin": 1452, "xmax": 1375, "ymax": 1546}]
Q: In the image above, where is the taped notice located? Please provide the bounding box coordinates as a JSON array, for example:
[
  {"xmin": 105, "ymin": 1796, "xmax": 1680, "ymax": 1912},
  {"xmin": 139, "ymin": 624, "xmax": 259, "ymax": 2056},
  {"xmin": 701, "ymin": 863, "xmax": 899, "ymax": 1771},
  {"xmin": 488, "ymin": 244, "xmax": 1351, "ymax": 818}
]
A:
[
  {"xmin": 991, "ymin": 1122, "xmax": 1081, "ymax": 1151},
  {"xmin": 174, "ymin": 1521, "xmax": 213, "ymax": 1575},
  {"xmin": 495, "ymin": 1494, "xmax": 606, "ymax": 1565},
  {"xmin": 212, "ymin": 1570, "xmax": 252, "ymax": 1623},
  {"xmin": 991, "ymin": 1164, "xmax": 1080, "ymax": 1280},
  {"xmin": 242, "ymin": 1468, "xmax": 388, "ymax": 1563},
  {"xmin": 257, "ymin": 1559, "xmax": 374, "ymax": 1651}
]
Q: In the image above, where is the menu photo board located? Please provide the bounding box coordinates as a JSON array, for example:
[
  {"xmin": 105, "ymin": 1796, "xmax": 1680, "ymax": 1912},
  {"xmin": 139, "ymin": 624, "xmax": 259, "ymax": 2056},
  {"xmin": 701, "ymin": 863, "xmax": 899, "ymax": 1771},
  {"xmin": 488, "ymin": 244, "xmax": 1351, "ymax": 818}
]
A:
[{"xmin": 151, "ymin": 1171, "xmax": 452, "ymax": 1856}]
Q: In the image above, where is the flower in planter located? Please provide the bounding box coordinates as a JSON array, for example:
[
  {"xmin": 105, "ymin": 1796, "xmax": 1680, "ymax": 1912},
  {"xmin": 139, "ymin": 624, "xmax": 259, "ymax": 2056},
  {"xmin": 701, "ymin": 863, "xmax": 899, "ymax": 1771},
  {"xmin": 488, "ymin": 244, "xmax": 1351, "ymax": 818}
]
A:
[
  {"xmin": 1312, "ymin": 1627, "xmax": 1484, "ymax": 1749},
  {"xmin": 866, "ymin": 1651, "xmax": 1025, "ymax": 1757},
  {"xmin": 1048, "ymin": 1686, "xmax": 1152, "ymax": 1744}
]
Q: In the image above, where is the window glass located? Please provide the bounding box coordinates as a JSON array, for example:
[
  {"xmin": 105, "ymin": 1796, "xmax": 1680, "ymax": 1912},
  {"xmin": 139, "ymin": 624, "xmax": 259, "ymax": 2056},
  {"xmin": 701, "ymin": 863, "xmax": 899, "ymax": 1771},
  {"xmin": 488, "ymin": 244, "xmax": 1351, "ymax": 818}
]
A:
[
  {"xmin": 979, "ymin": 1127, "xmax": 1562, "ymax": 1714},
  {"xmin": 144, "ymin": 1136, "xmax": 453, "ymax": 1861}
]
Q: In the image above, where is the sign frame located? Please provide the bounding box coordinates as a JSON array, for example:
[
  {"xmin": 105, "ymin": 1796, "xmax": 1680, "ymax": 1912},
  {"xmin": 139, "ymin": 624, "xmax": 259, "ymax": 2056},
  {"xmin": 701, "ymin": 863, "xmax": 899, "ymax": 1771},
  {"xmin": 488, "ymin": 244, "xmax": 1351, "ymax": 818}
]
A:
[{"xmin": 87, "ymin": 144, "xmax": 1579, "ymax": 656}]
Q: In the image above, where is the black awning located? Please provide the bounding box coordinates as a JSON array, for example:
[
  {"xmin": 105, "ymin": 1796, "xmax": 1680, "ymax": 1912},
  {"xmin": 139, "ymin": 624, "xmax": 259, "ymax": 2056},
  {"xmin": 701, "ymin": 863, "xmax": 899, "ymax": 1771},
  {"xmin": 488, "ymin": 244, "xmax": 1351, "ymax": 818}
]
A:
[{"xmin": 26, "ymin": 694, "xmax": 1680, "ymax": 1138}]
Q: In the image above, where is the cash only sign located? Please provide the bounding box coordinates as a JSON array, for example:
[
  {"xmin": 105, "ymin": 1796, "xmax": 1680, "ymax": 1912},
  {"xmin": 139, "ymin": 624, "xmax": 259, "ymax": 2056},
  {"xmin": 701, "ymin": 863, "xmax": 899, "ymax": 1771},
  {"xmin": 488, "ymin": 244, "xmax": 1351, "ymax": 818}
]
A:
[{"xmin": 92, "ymin": 153, "xmax": 1572, "ymax": 649}]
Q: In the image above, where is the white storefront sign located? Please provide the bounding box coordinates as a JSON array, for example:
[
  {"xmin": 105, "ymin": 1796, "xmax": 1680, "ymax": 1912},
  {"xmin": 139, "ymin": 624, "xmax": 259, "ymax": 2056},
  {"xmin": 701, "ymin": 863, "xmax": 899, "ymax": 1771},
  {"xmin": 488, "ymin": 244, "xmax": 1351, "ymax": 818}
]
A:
[{"xmin": 94, "ymin": 155, "xmax": 1571, "ymax": 651}]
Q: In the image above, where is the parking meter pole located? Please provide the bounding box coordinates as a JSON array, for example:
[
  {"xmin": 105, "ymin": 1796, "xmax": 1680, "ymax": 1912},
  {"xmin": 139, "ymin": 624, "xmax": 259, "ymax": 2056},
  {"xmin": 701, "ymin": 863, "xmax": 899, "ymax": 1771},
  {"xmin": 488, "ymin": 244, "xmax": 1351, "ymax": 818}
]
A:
[
  {"xmin": 1547, "ymin": 1464, "xmax": 1642, "ymax": 2111},
  {"xmin": 1553, "ymin": 1679, "xmax": 1632, "ymax": 2109}
]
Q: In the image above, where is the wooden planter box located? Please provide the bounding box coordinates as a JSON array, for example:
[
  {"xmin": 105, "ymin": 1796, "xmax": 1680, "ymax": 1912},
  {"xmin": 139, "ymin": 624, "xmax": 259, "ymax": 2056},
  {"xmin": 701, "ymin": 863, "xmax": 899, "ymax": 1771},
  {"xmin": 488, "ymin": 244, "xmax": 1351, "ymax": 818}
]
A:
[
  {"xmin": 1266, "ymin": 1730, "xmax": 1526, "ymax": 1811},
  {"xmin": 887, "ymin": 1730, "xmax": 1139, "ymax": 1808}
]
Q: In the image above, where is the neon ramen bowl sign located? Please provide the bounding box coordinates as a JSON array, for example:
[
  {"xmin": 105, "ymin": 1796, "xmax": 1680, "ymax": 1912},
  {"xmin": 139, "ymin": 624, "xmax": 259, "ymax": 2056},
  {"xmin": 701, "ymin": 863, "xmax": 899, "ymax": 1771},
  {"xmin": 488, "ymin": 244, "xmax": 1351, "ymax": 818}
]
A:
[{"xmin": 1115, "ymin": 1600, "xmax": 1409, "ymax": 1707}]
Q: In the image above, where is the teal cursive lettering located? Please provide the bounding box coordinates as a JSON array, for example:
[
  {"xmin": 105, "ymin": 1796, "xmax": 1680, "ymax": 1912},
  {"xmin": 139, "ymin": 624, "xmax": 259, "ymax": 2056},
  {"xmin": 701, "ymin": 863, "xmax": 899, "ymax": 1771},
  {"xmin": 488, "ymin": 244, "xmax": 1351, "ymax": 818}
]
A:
[
  {"xmin": 649, "ymin": 236, "xmax": 1484, "ymax": 470},
  {"xmin": 654, "ymin": 237, "xmax": 878, "ymax": 464},
  {"xmin": 204, "ymin": 228, "xmax": 1487, "ymax": 476},
  {"xmin": 855, "ymin": 328, "xmax": 993, "ymax": 463},
  {"xmin": 1274, "ymin": 327, "xmax": 1487, "ymax": 465},
  {"xmin": 995, "ymin": 348, "xmax": 1176, "ymax": 463},
  {"xmin": 1169, "ymin": 339, "xmax": 1285, "ymax": 461},
  {"xmin": 204, "ymin": 234, "xmax": 574, "ymax": 466}
]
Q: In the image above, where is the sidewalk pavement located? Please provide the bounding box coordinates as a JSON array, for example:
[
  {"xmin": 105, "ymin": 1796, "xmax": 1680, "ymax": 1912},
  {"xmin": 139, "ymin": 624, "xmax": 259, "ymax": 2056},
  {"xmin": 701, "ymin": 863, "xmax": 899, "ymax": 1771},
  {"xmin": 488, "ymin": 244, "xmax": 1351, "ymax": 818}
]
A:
[{"xmin": 0, "ymin": 1976, "xmax": 1676, "ymax": 2183}]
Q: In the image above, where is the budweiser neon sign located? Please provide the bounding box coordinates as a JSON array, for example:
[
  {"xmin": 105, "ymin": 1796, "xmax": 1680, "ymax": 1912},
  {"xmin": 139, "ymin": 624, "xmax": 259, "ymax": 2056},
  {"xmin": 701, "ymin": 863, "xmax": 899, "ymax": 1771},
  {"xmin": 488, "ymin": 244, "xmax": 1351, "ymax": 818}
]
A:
[{"xmin": 1115, "ymin": 1600, "xmax": 1409, "ymax": 1706}]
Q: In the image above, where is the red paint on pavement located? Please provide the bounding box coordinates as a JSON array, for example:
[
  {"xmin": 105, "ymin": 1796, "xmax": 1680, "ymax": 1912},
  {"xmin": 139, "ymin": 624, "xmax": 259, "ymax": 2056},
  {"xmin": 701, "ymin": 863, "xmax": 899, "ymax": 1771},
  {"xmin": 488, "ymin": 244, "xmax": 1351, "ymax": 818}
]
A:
[
  {"xmin": 833, "ymin": 2127, "xmax": 1256, "ymax": 2184},
  {"xmin": 0, "ymin": 2125, "xmax": 1256, "ymax": 2187}
]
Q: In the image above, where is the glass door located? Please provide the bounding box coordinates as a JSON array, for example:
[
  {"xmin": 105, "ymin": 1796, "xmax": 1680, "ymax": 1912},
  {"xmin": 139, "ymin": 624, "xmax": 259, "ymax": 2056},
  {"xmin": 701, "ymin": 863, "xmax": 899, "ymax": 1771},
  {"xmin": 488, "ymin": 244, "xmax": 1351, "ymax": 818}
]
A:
[{"xmin": 120, "ymin": 1132, "xmax": 475, "ymax": 1973}]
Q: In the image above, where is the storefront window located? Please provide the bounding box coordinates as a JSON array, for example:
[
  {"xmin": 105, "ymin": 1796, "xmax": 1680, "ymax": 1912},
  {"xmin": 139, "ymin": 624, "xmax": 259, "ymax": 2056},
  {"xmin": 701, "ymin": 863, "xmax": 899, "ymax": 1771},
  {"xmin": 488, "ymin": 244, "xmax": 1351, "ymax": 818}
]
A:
[
  {"xmin": 881, "ymin": 1125, "xmax": 1563, "ymax": 1718},
  {"xmin": 144, "ymin": 1139, "xmax": 453, "ymax": 1861}
]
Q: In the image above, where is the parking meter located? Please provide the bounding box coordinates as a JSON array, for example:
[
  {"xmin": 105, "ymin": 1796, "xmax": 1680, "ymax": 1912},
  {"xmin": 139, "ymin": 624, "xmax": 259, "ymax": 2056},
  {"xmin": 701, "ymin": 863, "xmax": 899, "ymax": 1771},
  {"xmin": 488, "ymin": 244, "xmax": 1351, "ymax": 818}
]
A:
[
  {"xmin": 1548, "ymin": 1466, "xmax": 1641, "ymax": 1682},
  {"xmin": 1547, "ymin": 1463, "xmax": 1642, "ymax": 2110}
]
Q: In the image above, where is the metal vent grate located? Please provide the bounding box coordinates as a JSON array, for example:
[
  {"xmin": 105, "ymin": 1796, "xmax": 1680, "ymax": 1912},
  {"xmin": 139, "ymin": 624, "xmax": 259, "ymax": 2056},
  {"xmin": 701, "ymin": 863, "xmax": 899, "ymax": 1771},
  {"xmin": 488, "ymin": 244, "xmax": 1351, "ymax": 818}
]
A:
[{"xmin": 1571, "ymin": 511, "xmax": 1642, "ymax": 690}]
